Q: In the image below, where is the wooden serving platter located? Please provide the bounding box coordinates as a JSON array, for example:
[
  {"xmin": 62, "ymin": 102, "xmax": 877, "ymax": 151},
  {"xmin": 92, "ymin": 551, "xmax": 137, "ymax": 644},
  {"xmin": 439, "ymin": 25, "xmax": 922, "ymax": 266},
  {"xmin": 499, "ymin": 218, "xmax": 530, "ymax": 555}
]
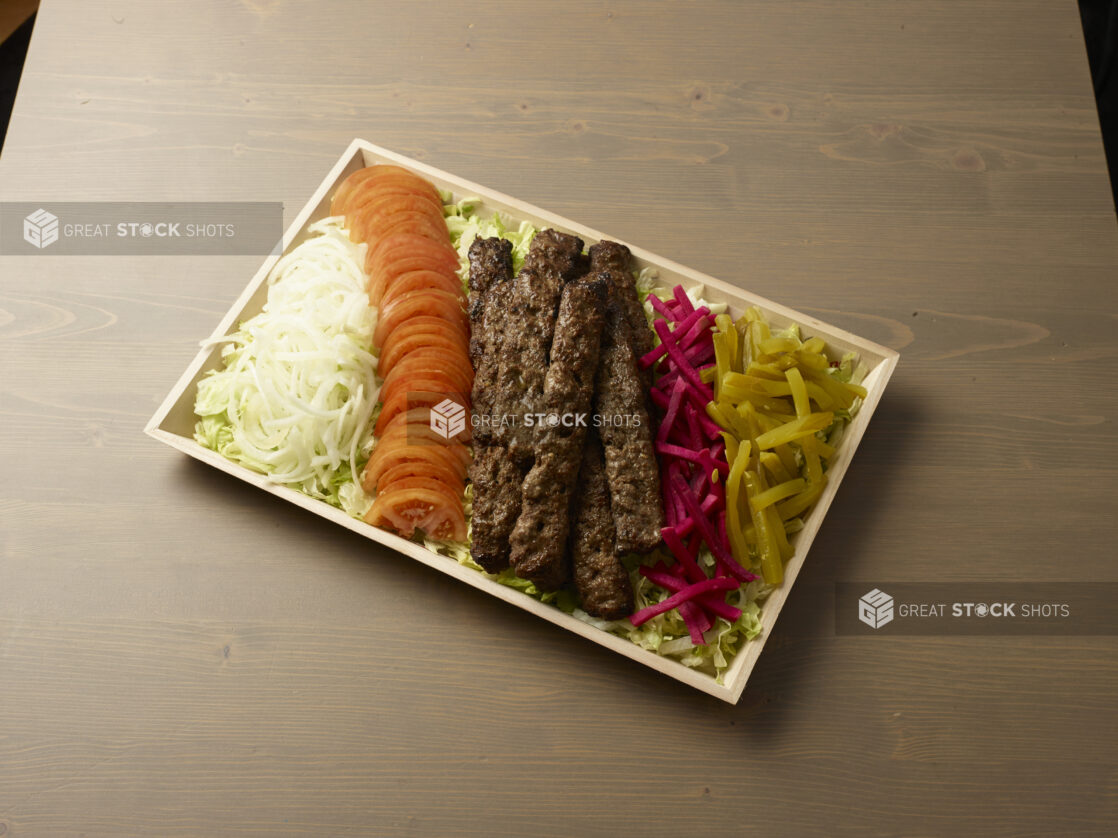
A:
[{"xmin": 146, "ymin": 138, "xmax": 899, "ymax": 703}]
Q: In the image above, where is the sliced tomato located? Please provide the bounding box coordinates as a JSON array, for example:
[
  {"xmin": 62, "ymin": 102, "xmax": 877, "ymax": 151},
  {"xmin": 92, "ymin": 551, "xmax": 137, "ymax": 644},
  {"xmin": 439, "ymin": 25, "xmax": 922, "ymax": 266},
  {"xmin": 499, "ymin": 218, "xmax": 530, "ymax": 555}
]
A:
[
  {"xmin": 374, "ymin": 425, "xmax": 472, "ymax": 470},
  {"xmin": 334, "ymin": 166, "xmax": 433, "ymax": 211},
  {"xmin": 381, "ymin": 269, "xmax": 463, "ymax": 307},
  {"xmin": 347, "ymin": 186, "xmax": 439, "ymax": 229},
  {"xmin": 379, "ymin": 373, "xmax": 466, "ymax": 424},
  {"xmin": 380, "ymin": 350, "xmax": 474, "ymax": 397},
  {"xmin": 348, "ymin": 193, "xmax": 448, "ymax": 240},
  {"xmin": 374, "ymin": 384, "xmax": 469, "ymax": 437},
  {"xmin": 364, "ymin": 486, "xmax": 468, "ymax": 542},
  {"xmin": 376, "ymin": 459, "xmax": 465, "ymax": 495},
  {"xmin": 348, "ymin": 190, "xmax": 444, "ymax": 229},
  {"xmin": 379, "ymin": 330, "xmax": 469, "ymax": 379},
  {"xmin": 378, "ymin": 407, "xmax": 473, "ymax": 444},
  {"xmin": 382, "ymin": 279, "xmax": 465, "ymax": 321},
  {"xmin": 378, "ymin": 476, "xmax": 465, "ymax": 512},
  {"xmin": 352, "ymin": 210, "xmax": 449, "ymax": 251},
  {"xmin": 346, "ymin": 170, "xmax": 441, "ymax": 211},
  {"xmin": 380, "ymin": 357, "xmax": 469, "ymax": 395},
  {"xmin": 331, "ymin": 167, "xmax": 379, "ymax": 216},
  {"xmin": 370, "ymin": 258, "xmax": 461, "ymax": 307},
  {"xmin": 358, "ymin": 210, "xmax": 453, "ymax": 252},
  {"xmin": 381, "ymin": 370, "xmax": 472, "ymax": 414},
  {"xmin": 352, "ymin": 191, "xmax": 447, "ymax": 224},
  {"xmin": 373, "ymin": 288, "xmax": 468, "ymax": 350},
  {"xmin": 378, "ymin": 316, "xmax": 469, "ymax": 356},
  {"xmin": 365, "ymin": 232, "xmax": 460, "ymax": 280},
  {"xmin": 361, "ymin": 439, "xmax": 468, "ymax": 492},
  {"xmin": 385, "ymin": 318, "xmax": 466, "ymax": 361}
]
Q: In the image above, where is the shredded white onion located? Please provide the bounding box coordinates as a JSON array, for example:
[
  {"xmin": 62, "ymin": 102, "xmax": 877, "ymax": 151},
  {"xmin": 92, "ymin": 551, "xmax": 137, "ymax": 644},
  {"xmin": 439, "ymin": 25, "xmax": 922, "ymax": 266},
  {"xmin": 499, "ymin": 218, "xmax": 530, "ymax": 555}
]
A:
[{"xmin": 195, "ymin": 216, "xmax": 379, "ymax": 506}]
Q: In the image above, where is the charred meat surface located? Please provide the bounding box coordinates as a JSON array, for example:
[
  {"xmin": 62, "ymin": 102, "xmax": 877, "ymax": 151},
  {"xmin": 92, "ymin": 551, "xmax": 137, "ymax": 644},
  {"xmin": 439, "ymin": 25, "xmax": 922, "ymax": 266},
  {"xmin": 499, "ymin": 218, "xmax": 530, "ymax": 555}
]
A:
[
  {"xmin": 589, "ymin": 241, "xmax": 653, "ymax": 367},
  {"xmin": 509, "ymin": 274, "xmax": 606, "ymax": 591},
  {"xmin": 467, "ymin": 238, "xmax": 514, "ymax": 443},
  {"xmin": 492, "ymin": 229, "xmax": 586, "ymax": 462},
  {"xmin": 468, "ymin": 444, "xmax": 524, "ymax": 573},
  {"xmin": 466, "ymin": 237, "xmax": 518, "ymax": 572},
  {"xmin": 594, "ymin": 301, "xmax": 664, "ymax": 554},
  {"xmin": 467, "ymin": 237, "xmax": 513, "ymax": 369},
  {"xmin": 570, "ymin": 431, "xmax": 634, "ymax": 619}
]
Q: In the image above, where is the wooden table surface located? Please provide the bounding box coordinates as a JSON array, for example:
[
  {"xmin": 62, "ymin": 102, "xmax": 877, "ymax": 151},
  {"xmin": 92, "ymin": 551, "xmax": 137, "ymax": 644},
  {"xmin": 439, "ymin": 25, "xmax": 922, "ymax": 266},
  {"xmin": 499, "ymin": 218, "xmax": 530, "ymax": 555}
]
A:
[{"xmin": 2, "ymin": 1, "xmax": 1116, "ymax": 835}]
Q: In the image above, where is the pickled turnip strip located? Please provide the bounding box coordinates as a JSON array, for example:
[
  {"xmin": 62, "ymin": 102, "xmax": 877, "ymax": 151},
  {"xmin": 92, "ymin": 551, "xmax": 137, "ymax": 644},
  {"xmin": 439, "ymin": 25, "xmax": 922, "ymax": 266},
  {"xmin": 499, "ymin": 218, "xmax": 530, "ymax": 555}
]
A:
[{"xmin": 630, "ymin": 577, "xmax": 739, "ymax": 627}]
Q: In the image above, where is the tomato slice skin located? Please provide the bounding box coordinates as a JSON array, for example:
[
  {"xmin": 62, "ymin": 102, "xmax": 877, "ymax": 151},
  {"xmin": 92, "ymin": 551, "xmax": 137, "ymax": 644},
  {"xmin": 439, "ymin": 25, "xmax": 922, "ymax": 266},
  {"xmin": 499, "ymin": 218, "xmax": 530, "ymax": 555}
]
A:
[
  {"xmin": 380, "ymin": 270, "xmax": 464, "ymax": 311},
  {"xmin": 365, "ymin": 486, "xmax": 467, "ymax": 541},
  {"xmin": 373, "ymin": 288, "xmax": 468, "ymax": 350},
  {"xmin": 331, "ymin": 168, "xmax": 378, "ymax": 216},
  {"xmin": 369, "ymin": 257, "xmax": 461, "ymax": 307},
  {"xmin": 372, "ymin": 436, "xmax": 471, "ymax": 477},
  {"xmin": 378, "ymin": 476, "xmax": 465, "ymax": 511},
  {"xmin": 380, "ymin": 366, "xmax": 465, "ymax": 401},
  {"xmin": 381, "ymin": 349, "xmax": 473, "ymax": 394},
  {"xmin": 379, "ymin": 332, "xmax": 468, "ymax": 379},
  {"xmin": 333, "ymin": 164, "xmax": 442, "ymax": 217},
  {"xmin": 352, "ymin": 190, "xmax": 447, "ymax": 221},
  {"xmin": 378, "ymin": 316, "xmax": 468, "ymax": 358},
  {"xmin": 373, "ymin": 385, "xmax": 470, "ymax": 438},
  {"xmin": 380, "ymin": 367, "xmax": 472, "ymax": 410},
  {"xmin": 377, "ymin": 377, "xmax": 467, "ymax": 433},
  {"xmin": 342, "ymin": 168, "xmax": 440, "ymax": 212},
  {"xmin": 378, "ymin": 407, "xmax": 473, "ymax": 445},
  {"xmin": 382, "ymin": 317, "xmax": 469, "ymax": 373},
  {"xmin": 365, "ymin": 232, "xmax": 460, "ymax": 280},
  {"xmin": 348, "ymin": 194, "xmax": 448, "ymax": 242},
  {"xmin": 348, "ymin": 172, "xmax": 441, "ymax": 208},
  {"xmin": 350, "ymin": 180, "xmax": 443, "ymax": 206},
  {"xmin": 378, "ymin": 406, "xmax": 453, "ymax": 432},
  {"xmin": 359, "ymin": 211, "xmax": 453, "ymax": 253},
  {"xmin": 361, "ymin": 440, "xmax": 467, "ymax": 492},
  {"xmin": 384, "ymin": 341, "xmax": 471, "ymax": 379},
  {"xmin": 376, "ymin": 459, "xmax": 465, "ymax": 494}
]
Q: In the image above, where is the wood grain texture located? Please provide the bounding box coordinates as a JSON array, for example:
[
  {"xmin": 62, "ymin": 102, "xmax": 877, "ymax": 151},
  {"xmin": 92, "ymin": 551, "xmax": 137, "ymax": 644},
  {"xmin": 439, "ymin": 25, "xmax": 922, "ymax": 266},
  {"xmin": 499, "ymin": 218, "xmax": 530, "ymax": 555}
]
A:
[
  {"xmin": 0, "ymin": 1, "xmax": 36, "ymax": 44},
  {"xmin": 1, "ymin": 0, "xmax": 1116, "ymax": 835}
]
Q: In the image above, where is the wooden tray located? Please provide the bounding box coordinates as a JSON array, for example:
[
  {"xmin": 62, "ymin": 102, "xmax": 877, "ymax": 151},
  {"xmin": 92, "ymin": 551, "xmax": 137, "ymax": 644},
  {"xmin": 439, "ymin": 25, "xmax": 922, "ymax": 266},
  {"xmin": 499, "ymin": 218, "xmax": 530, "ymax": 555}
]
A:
[{"xmin": 145, "ymin": 139, "xmax": 899, "ymax": 703}]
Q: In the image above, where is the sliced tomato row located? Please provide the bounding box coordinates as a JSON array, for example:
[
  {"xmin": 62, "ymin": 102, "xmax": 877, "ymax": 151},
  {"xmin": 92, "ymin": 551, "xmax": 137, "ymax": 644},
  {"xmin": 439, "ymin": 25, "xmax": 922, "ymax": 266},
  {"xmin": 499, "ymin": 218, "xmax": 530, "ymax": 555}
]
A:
[
  {"xmin": 333, "ymin": 164, "xmax": 473, "ymax": 543},
  {"xmin": 367, "ymin": 234, "xmax": 463, "ymax": 307}
]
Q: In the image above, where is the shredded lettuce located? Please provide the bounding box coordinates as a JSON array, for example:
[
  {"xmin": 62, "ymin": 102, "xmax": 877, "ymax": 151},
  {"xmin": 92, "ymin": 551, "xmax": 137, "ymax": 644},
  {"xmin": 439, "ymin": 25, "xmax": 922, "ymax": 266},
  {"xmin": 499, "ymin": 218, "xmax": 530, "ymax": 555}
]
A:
[{"xmin": 441, "ymin": 192, "xmax": 537, "ymax": 276}]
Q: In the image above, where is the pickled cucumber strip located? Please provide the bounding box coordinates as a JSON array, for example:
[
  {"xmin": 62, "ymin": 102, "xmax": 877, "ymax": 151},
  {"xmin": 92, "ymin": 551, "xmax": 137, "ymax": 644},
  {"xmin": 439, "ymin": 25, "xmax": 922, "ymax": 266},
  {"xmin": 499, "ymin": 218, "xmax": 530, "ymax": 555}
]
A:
[
  {"xmin": 776, "ymin": 476, "xmax": 828, "ymax": 520},
  {"xmin": 744, "ymin": 470, "xmax": 782, "ymax": 584},
  {"xmin": 754, "ymin": 412, "xmax": 834, "ymax": 449},
  {"xmin": 801, "ymin": 435, "xmax": 835, "ymax": 460},
  {"xmin": 725, "ymin": 443, "xmax": 752, "ymax": 564},
  {"xmin": 773, "ymin": 444, "xmax": 799, "ymax": 478},
  {"xmin": 786, "ymin": 367, "xmax": 810, "ymax": 417},
  {"xmin": 759, "ymin": 336, "xmax": 800, "ymax": 356},
  {"xmin": 760, "ymin": 451, "xmax": 794, "ymax": 484},
  {"xmin": 749, "ymin": 477, "xmax": 807, "ymax": 511}
]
